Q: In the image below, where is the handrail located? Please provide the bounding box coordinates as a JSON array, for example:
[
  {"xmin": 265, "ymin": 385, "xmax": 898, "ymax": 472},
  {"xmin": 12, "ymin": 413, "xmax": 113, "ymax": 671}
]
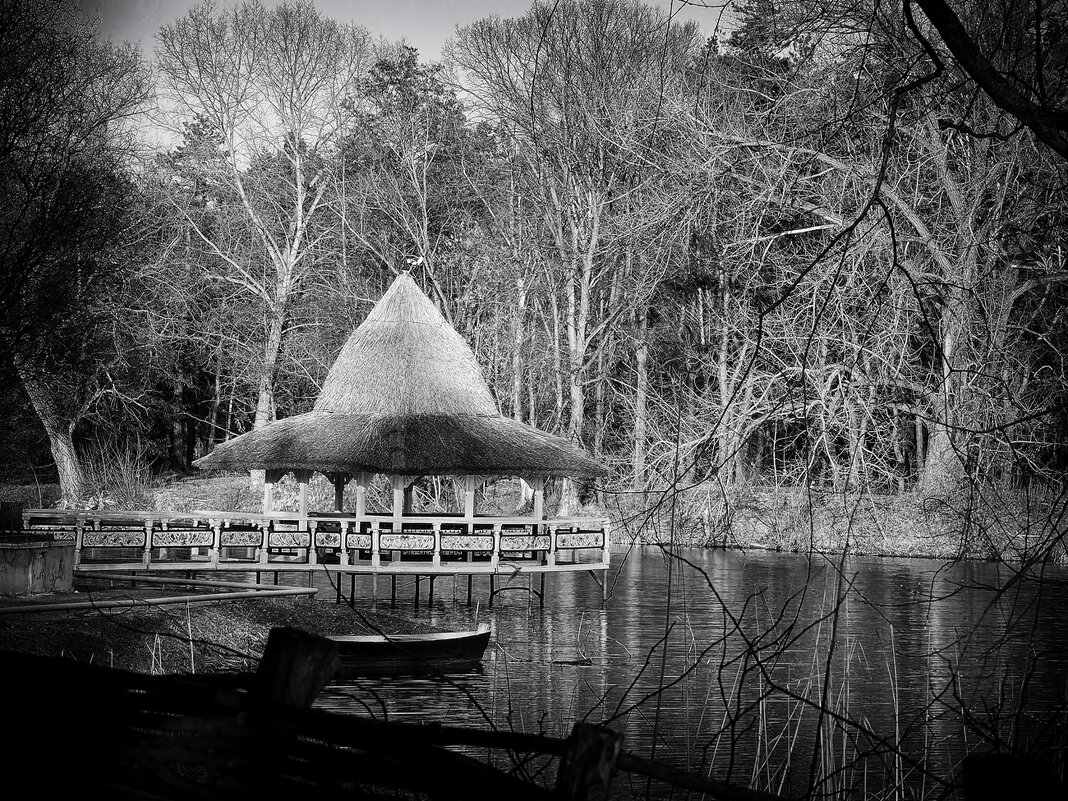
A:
[
  {"xmin": 22, "ymin": 508, "xmax": 608, "ymax": 528},
  {"xmin": 18, "ymin": 507, "xmax": 612, "ymax": 575},
  {"xmin": 0, "ymin": 584, "xmax": 317, "ymax": 615}
]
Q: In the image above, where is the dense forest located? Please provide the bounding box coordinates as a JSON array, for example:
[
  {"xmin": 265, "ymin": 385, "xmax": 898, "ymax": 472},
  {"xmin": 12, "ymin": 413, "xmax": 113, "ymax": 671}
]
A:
[{"xmin": 1, "ymin": 0, "xmax": 1066, "ymax": 548}]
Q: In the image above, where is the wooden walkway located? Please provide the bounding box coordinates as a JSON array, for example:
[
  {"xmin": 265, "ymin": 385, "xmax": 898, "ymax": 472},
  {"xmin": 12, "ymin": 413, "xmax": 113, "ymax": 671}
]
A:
[{"xmin": 19, "ymin": 508, "xmax": 611, "ymax": 605}]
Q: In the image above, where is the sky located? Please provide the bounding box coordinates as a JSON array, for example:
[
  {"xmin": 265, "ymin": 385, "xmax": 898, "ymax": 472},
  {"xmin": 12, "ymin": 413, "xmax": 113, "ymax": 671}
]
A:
[{"xmin": 81, "ymin": 0, "xmax": 728, "ymax": 62}]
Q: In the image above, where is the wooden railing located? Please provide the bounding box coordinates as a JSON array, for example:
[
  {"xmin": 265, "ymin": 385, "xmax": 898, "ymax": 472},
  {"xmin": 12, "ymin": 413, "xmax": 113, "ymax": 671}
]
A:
[{"xmin": 18, "ymin": 508, "xmax": 611, "ymax": 574}]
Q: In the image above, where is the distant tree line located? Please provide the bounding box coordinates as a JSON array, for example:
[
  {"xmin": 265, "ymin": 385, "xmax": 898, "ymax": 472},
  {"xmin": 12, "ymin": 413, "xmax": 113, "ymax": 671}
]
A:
[{"xmin": 2, "ymin": 0, "xmax": 1065, "ymax": 512}]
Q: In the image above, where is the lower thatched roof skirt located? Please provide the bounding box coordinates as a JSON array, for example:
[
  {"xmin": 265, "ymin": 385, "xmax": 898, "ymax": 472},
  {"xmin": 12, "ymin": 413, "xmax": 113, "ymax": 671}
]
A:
[
  {"xmin": 192, "ymin": 413, "xmax": 609, "ymax": 479},
  {"xmin": 254, "ymin": 469, "xmax": 569, "ymax": 484}
]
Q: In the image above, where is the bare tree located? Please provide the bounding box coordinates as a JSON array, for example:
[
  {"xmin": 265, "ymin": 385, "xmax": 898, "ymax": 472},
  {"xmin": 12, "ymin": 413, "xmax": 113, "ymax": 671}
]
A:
[
  {"xmin": 449, "ymin": 0, "xmax": 702, "ymax": 511},
  {"xmin": 911, "ymin": 0, "xmax": 1068, "ymax": 160},
  {"xmin": 156, "ymin": 0, "xmax": 373, "ymax": 433},
  {"xmin": 0, "ymin": 0, "xmax": 150, "ymax": 505}
]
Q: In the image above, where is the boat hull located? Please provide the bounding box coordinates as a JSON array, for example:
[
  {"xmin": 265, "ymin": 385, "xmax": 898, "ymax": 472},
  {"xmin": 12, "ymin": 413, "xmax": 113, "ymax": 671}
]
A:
[{"xmin": 329, "ymin": 623, "xmax": 491, "ymax": 676}]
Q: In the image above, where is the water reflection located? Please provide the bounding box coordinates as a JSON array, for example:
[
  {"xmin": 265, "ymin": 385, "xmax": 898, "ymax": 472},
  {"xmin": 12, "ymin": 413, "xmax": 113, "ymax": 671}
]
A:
[{"xmin": 311, "ymin": 548, "xmax": 1068, "ymax": 799}]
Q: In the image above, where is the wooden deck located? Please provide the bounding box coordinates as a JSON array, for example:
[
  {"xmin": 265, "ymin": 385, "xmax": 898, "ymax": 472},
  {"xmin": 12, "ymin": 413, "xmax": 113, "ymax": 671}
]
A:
[{"xmin": 18, "ymin": 509, "xmax": 611, "ymax": 604}]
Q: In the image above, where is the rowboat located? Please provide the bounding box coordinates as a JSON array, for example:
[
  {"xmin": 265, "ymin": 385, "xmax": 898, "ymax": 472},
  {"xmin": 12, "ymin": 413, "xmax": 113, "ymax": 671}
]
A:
[{"xmin": 329, "ymin": 622, "xmax": 492, "ymax": 676}]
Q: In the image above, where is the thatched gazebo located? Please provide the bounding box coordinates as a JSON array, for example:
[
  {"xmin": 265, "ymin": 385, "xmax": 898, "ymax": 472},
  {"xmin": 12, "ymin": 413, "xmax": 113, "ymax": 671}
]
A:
[{"xmin": 194, "ymin": 272, "xmax": 607, "ymax": 536}]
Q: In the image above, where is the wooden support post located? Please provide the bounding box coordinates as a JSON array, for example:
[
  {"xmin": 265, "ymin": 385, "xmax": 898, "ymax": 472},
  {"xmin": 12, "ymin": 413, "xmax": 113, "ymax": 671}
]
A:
[
  {"xmin": 244, "ymin": 627, "xmax": 341, "ymax": 794},
  {"xmin": 73, "ymin": 520, "xmax": 83, "ymax": 567},
  {"xmin": 355, "ymin": 472, "xmax": 368, "ymax": 519},
  {"xmin": 258, "ymin": 523, "xmax": 270, "ymax": 565},
  {"xmin": 210, "ymin": 522, "xmax": 221, "ymax": 568},
  {"xmin": 555, "ymin": 723, "xmax": 622, "ymax": 801},
  {"xmin": 491, "ymin": 523, "xmax": 501, "ymax": 569},
  {"xmin": 391, "ymin": 575, "xmax": 397, "ymax": 607},
  {"xmin": 428, "ymin": 575, "xmax": 435, "ymax": 605},
  {"xmin": 532, "ymin": 476, "xmax": 544, "ymax": 524},
  {"xmin": 391, "ymin": 474, "xmax": 405, "ymax": 527},
  {"xmin": 414, "ymin": 575, "xmax": 421, "ymax": 607},
  {"xmin": 263, "ymin": 480, "xmax": 274, "ymax": 515},
  {"xmin": 254, "ymin": 626, "xmax": 339, "ymax": 709},
  {"xmin": 601, "ymin": 517, "xmax": 610, "ymax": 567},
  {"xmin": 142, "ymin": 518, "xmax": 153, "ymax": 568},
  {"xmin": 348, "ymin": 472, "xmax": 369, "ymax": 569},
  {"xmin": 464, "ymin": 474, "xmax": 477, "ymax": 519},
  {"xmin": 467, "ymin": 573, "xmax": 473, "ymax": 606},
  {"xmin": 371, "ymin": 521, "xmax": 380, "ymax": 569}
]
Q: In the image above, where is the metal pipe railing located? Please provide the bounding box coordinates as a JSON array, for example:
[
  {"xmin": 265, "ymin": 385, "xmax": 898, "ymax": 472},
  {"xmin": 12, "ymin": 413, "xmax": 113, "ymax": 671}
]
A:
[{"xmin": 0, "ymin": 582, "xmax": 316, "ymax": 616}]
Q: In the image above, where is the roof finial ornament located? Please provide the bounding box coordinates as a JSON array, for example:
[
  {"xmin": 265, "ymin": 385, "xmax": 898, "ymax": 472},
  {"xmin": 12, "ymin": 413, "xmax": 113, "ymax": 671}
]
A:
[{"xmin": 404, "ymin": 254, "xmax": 424, "ymax": 274}]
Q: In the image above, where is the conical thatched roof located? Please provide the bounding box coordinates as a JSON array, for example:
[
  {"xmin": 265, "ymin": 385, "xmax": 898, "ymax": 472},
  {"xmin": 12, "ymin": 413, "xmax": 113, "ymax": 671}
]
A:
[{"xmin": 194, "ymin": 273, "xmax": 607, "ymax": 478}]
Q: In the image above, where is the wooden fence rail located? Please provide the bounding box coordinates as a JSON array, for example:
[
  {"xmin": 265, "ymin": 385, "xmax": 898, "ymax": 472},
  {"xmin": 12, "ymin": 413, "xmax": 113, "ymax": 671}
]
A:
[{"xmin": 0, "ymin": 627, "xmax": 788, "ymax": 801}]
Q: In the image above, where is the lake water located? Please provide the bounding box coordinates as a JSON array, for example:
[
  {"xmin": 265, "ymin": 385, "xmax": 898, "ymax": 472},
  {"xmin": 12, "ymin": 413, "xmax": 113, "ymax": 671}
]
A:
[{"xmin": 308, "ymin": 547, "xmax": 1068, "ymax": 799}]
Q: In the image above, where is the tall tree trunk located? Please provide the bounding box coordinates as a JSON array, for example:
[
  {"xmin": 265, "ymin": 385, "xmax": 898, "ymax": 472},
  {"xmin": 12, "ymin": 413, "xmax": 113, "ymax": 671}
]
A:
[
  {"xmin": 918, "ymin": 261, "xmax": 971, "ymax": 496},
  {"xmin": 846, "ymin": 389, "xmax": 873, "ymax": 491},
  {"xmin": 633, "ymin": 308, "xmax": 649, "ymax": 491},
  {"xmin": 893, "ymin": 412, "xmax": 907, "ymax": 494},
  {"xmin": 254, "ymin": 302, "xmax": 287, "ymax": 430},
  {"xmin": 17, "ymin": 367, "xmax": 84, "ymax": 507},
  {"xmin": 592, "ymin": 346, "xmax": 606, "ymax": 457},
  {"xmin": 207, "ymin": 369, "xmax": 223, "ymax": 450},
  {"xmin": 549, "ymin": 293, "xmax": 565, "ymax": 428},
  {"xmin": 511, "ymin": 274, "xmax": 527, "ymax": 421},
  {"xmin": 527, "ymin": 363, "xmax": 538, "ymax": 428}
]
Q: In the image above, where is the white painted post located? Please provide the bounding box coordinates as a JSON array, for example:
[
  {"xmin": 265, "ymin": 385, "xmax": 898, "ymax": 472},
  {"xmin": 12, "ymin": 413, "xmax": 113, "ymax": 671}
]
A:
[
  {"xmin": 298, "ymin": 477, "xmax": 309, "ymax": 527},
  {"xmin": 371, "ymin": 520, "xmax": 381, "ymax": 568},
  {"xmin": 258, "ymin": 522, "xmax": 269, "ymax": 564},
  {"xmin": 391, "ymin": 474, "xmax": 404, "ymax": 561},
  {"xmin": 534, "ymin": 477, "xmax": 553, "ymax": 565},
  {"xmin": 532, "ymin": 476, "xmax": 545, "ymax": 523},
  {"xmin": 464, "ymin": 474, "xmax": 477, "ymax": 519},
  {"xmin": 73, "ymin": 518, "xmax": 83, "ymax": 568},
  {"xmin": 601, "ymin": 517, "xmax": 611, "ymax": 566},
  {"xmin": 391, "ymin": 474, "xmax": 405, "ymax": 523},
  {"xmin": 355, "ymin": 474, "xmax": 368, "ymax": 517},
  {"xmin": 210, "ymin": 521, "xmax": 221, "ymax": 567},
  {"xmin": 345, "ymin": 472, "xmax": 369, "ymax": 567},
  {"xmin": 142, "ymin": 518, "xmax": 153, "ymax": 569},
  {"xmin": 491, "ymin": 522, "xmax": 501, "ymax": 568},
  {"xmin": 432, "ymin": 521, "xmax": 441, "ymax": 567},
  {"xmin": 260, "ymin": 477, "xmax": 274, "ymax": 565}
]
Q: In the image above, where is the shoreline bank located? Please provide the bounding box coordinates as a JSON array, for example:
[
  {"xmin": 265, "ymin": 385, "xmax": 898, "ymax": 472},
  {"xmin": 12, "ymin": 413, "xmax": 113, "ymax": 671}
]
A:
[
  {"xmin": 619, "ymin": 486, "xmax": 1068, "ymax": 564},
  {"xmin": 0, "ymin": 584, "xmax": 443, "ymax": 675}
]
